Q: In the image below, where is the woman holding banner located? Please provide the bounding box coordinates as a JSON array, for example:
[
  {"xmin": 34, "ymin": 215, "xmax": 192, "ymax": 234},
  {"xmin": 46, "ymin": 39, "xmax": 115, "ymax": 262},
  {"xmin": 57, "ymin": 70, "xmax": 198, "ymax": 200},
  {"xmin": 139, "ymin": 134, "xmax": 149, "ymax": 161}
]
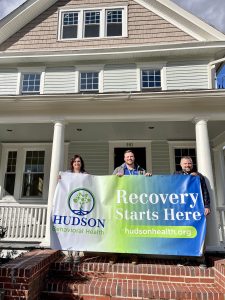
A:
[{"xmin": 59, "ymin": 154, "xmax": 87, "ymax": 264}]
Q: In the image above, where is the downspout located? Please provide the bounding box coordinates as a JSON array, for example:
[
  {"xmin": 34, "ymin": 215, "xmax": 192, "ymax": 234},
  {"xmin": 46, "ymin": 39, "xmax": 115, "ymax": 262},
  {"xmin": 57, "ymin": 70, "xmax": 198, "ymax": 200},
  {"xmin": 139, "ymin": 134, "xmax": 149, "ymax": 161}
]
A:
[{"xmin": 208, "ymin": 57, "xmax": 225, "ymax": 89}]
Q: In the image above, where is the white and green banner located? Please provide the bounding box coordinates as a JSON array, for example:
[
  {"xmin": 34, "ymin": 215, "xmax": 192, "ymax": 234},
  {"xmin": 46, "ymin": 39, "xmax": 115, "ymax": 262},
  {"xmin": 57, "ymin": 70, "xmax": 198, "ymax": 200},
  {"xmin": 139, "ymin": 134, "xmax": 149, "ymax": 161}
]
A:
[{"xmin": 50, "ymin": 173, "xmax": 206, "ymax": 256}]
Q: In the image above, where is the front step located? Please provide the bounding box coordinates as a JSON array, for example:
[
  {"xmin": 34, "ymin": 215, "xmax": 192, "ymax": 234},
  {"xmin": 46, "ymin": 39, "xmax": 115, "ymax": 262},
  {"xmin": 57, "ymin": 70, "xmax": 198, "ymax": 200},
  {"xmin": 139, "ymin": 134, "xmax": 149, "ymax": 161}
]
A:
[{"xmin": 41, "ymin": 256, "xmax": 225, "ymax": 300}]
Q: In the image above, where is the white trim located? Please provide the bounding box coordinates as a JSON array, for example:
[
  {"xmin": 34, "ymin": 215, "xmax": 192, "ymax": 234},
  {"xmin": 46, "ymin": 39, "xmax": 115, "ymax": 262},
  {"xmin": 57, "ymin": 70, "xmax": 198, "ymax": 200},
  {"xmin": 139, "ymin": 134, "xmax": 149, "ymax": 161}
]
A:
[
  {"xmin": 58, "ymin": 6, "xmax": 128, "ymax": 41},
  {"xmin": 134, "ymin": 0, "xmax": 225, "ymax": 41},
  {"xmin": 168, "ymin": 141, "xmax": 196, "ymax": 173},
  {"xmin": 108, "ymin": 140, "xmax": 152, "ymax": 174}
]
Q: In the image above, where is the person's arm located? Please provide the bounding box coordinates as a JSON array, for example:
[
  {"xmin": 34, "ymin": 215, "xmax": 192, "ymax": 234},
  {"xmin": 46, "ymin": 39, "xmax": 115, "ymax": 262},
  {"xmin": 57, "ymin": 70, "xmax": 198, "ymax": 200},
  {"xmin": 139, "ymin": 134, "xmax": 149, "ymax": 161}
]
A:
[
  {"xmin": 113, "ymin": 166, "xmax": 124, "ymax": 176},
  {"xmin": 199, "ymin": 175, "xmax": 210, "ymax": 215},
  {"xmin": 191, "ymin": 172, "xmax": 210, "ymax": 215}
]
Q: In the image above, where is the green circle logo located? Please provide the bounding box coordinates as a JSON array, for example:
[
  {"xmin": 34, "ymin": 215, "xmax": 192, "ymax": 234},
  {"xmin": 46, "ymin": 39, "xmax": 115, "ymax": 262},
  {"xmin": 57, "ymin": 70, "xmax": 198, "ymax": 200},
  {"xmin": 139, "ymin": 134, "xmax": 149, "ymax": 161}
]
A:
[{"xmin": 68, "ymin": 188, "xmax": 95, "ymax": 216}]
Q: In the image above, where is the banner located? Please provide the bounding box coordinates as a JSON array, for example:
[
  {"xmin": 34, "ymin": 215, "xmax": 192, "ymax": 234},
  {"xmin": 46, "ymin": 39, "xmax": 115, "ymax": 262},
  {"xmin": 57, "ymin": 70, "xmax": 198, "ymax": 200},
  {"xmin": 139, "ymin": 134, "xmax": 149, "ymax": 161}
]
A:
[{"xmin": 51, "ymin": 173, "xmax": 206, "ymax": 256}]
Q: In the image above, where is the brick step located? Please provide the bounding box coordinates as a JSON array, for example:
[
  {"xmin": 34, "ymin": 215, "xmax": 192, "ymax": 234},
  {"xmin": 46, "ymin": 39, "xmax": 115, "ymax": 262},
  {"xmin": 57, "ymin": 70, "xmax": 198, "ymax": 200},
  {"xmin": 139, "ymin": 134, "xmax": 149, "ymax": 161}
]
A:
[
  {"xmin": 41, "ymin": 277, "xmax": 224, "ymax": 300},
  {"xmin": 50, "ymin": 256, "xmax": 215, "ymax": 283}
]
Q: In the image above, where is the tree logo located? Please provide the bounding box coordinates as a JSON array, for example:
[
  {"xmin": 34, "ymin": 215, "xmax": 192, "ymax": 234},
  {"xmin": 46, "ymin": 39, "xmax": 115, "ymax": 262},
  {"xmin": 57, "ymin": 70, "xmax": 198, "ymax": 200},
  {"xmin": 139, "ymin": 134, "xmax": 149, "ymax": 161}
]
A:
[{"xmin": 68, "ymin": 188, "xmax": 95, "ymax": 216}]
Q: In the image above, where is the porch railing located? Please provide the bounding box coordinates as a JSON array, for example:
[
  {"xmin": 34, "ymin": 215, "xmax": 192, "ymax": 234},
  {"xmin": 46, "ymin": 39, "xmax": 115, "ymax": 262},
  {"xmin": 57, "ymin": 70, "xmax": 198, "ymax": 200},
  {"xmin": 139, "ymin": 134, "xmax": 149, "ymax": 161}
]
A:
[
  {"xmin": 0, "ymin": 204, "xmax": 47, "ymax": 242},
  {"xmin": 217, "ymin": 206, "xmax": 225, "ymax": 245}
]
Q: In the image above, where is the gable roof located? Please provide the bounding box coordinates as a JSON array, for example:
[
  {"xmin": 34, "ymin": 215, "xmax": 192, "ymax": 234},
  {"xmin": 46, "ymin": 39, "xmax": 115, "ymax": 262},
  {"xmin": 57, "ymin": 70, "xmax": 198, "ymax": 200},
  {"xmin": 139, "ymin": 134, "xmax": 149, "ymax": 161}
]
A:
[{"xmin": 0, "ymin": 0, "xmax": 225, "ymax": 46}]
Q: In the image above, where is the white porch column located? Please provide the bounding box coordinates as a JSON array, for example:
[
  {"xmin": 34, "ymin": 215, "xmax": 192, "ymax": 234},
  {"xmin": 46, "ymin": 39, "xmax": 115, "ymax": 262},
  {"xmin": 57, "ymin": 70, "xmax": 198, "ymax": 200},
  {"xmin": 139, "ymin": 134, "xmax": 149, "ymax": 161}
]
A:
[
  {"xmin": 42, "ymin": 121, "xmax": 65, "ymax": 247},
  {"xmin": 194, "ymin": 118, "xmax": 220, "ymax": 249}
]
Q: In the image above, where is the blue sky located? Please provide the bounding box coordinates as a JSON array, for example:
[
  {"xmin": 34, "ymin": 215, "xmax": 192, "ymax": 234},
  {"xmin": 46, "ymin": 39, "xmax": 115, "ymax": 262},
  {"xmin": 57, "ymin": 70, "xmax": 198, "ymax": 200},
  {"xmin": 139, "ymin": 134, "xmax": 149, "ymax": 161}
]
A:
[{"xmin": 0, "ymin": 0, "xmax": 225, "ymax": 33}]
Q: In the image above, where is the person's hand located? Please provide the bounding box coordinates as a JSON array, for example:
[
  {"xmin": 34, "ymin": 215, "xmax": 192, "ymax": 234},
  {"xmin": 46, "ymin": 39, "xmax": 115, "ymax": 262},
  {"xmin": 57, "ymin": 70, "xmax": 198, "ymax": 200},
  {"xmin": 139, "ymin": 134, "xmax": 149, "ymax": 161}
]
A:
[
  {"xmin": 116, "ymin": 173, "xmax": 124, "ymax": 177},
  {"xmin": 204, "ymin": 208, "xmax": 210, "ymax": 216},
  {"xmin": 145, "ymin": 173, "xmax": 152, "ymax": 176},
  {"xmin": 190, "ymin": 172, "xmax": 198, "ymax": 176}
]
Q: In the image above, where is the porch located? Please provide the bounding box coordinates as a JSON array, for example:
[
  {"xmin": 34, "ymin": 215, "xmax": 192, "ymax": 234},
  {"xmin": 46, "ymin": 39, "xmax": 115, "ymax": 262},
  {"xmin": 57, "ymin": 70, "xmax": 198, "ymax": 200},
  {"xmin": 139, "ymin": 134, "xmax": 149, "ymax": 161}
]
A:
[{"xmin": 0, "ymin": 90, "xmax": 225, "ymax": 252}]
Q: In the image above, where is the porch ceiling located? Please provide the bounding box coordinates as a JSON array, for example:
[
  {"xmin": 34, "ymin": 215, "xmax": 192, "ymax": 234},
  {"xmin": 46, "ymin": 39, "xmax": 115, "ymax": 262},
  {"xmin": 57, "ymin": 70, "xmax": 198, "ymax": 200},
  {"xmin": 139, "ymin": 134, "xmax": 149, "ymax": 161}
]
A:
[{"xmin": 0, "ymin": 121, "xmax": 225, "ymax": 143}]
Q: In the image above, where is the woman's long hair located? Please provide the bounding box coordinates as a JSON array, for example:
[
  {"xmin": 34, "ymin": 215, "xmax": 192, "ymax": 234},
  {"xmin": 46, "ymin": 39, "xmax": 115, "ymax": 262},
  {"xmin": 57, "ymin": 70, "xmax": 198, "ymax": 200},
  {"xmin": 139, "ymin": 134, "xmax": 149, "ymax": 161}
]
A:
[{"xmin": 70, "ymin": 154, "xmax": 86, "ymax": 173}]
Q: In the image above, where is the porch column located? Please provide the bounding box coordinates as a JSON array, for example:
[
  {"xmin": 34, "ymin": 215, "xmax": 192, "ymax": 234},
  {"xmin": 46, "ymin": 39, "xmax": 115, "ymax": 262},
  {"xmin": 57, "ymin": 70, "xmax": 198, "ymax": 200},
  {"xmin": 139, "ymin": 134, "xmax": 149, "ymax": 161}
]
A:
[
  {"xmin": 42, "ymin": 121, "xmax": 65, "ymax": 247},
  {"xmin": 194, "ymin": 118, "xmax": 220, "ymax": 249}
]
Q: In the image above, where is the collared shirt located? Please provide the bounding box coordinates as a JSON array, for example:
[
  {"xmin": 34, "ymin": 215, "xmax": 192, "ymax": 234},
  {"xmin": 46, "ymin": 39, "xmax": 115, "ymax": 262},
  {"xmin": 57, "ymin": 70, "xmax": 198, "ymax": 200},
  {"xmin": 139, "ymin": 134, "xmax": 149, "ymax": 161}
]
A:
[{"xmin": 124, "ymin": 165, "xmax": 139, "ymax": 175}]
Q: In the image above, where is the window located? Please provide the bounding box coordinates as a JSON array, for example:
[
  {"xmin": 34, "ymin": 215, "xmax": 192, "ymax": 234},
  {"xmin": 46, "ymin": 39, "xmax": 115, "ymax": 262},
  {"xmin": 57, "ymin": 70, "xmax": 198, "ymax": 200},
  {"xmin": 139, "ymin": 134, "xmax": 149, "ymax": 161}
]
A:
[
  {"xmin": 21, "ymin": 73, "xmax": 41, "ymax": 94},
  {"xmin": 59, "ymin": 6, "xmax": 127, "ymax": 40},
  {"xmin": 62, "ymin": 12, "xmax": 79, "ymax": 39},
  {"xmin": 4, "ymin": 151, "xmax": 17, "ymax": 196},
  {"xmin": 0, "ymin": 144, "xmax": 50, "ymax": 202},
  {"xmin": 106, "ymin": 9, "xmax": 122, "ymax": 36},
  {"xmin": 84, "ymin": 11, "xmax": 100, "ymax": 38},
  {"xmin": 22, "ymin": 151, "xmax": 45, "ymax": 197},
  {"xmin": 174, "ymin": 148, "xmax": 197, "ymax": 172},
  {"xmin": 80, "ymin": 72, "xmax": 99, "ymax": 91},
  {"xmin": 141, "ymin": 69, "xmax": 161, "ymax": 90}
]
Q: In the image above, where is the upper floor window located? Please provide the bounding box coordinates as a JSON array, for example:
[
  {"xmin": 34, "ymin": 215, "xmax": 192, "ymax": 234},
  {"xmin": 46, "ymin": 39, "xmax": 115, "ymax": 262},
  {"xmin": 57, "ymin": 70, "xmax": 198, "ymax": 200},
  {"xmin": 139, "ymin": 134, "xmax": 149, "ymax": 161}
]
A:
[
  {"xmin": 80, "ymin": 72, "xmax": 99, "ymax": 92},
  {"xmin": 59, "ymin": 6, "xmax": 127, "ymax": 40},
  {"xmin": 141, "ymin": 69, "xmax": 161, "ymax": 90},
  {"xmin": 84, "ymin": 11, "xmax": 100, "ymax": 38},
  {"xmin": 21, "ymin": 73, "xmax": 41, "ymax": 94},
  {"xmin": 17, "ymin": 67, "xmax": 44, "ymax": 95},
  {"xmin": 62, "ymin": 12, "xmax": 79, "ymax": 39},
  {"xmin": 106, "ymin": 9, "xmax": 122, "ymax": 36}
]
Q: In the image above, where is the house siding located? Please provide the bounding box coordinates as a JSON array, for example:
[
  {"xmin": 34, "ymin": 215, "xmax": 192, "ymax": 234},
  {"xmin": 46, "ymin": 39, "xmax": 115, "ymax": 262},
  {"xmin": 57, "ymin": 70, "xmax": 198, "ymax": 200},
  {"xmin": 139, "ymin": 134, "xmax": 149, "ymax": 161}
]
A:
[
  {"xmin": 68, "ymin": 142, "xmax": 109, "ymax": 175},
  {"xmin": 0, "ymin": 69, "xmax": 18, "ymax": 95},
  {"xmin": 104, "ymin": 64, "xmax": 137, "ymax": 92},
  {"xmin": 0, "ymin": 0, "xmax": 195, "ymax": 52},
  {"xmin": 166, "ymin": 61, "xmax": 209, "ymax": 90},
  {"xmin": 151, "ymin": 141, "xmax": 170, "ymax": 174},
  {"xmin": 44, "ymin": 67, "xmax": 76, "ymax": 94}
]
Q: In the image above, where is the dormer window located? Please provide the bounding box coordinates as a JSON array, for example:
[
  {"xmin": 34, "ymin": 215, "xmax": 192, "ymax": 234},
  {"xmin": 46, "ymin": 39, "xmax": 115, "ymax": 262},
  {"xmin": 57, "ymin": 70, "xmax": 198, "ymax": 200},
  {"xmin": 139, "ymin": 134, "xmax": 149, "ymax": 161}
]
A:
[{"xmin": 59, "ymin": 6, "xmax": 127, "ymax": 40}]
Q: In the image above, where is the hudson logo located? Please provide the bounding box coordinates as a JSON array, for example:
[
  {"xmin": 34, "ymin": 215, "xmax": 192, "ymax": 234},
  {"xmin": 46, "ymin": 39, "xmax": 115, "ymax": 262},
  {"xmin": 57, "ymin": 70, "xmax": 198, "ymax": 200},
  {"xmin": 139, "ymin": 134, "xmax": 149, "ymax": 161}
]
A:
[{"xmin": 68, "ymin": 188, "xmax": 95, "ymax": 216}]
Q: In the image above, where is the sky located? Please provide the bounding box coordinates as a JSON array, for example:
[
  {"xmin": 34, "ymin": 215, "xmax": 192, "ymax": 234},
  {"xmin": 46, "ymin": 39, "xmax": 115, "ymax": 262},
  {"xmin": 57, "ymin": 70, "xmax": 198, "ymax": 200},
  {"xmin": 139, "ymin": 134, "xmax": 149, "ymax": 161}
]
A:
[{"xmin": 0, "ymin": 0, "xmax": 225, "ymax": 33}]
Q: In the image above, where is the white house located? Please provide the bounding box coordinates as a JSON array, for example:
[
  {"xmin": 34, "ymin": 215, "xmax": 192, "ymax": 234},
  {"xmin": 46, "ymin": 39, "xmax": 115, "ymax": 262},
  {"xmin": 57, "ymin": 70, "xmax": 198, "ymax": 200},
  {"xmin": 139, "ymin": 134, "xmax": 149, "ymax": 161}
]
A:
[{"xmin": 0, "ymin": 0, "xmax": 225, "ymax": 252}]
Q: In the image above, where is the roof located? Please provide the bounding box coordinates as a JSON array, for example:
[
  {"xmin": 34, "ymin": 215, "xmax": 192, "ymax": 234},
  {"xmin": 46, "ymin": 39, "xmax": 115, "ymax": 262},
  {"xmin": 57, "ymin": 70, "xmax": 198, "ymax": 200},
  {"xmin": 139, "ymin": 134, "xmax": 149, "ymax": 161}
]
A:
[{"xmin": 0, "ymin": 0, "xmax": 225, "ymax": 46}]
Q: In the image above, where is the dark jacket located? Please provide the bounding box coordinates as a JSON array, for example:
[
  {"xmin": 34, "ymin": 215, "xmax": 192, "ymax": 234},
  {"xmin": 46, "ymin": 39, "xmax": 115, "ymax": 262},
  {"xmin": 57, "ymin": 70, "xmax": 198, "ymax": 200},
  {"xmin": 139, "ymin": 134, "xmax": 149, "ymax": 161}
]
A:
[{"xmin": 175, "ymin": 170, "xmax": 210, "ymax": 208}]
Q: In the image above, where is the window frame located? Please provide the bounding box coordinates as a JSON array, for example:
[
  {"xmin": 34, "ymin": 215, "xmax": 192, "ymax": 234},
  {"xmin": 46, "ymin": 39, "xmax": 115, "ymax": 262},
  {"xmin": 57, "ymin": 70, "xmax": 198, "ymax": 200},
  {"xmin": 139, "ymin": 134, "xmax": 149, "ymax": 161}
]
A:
[
  {"xmin": 75, "ymin": 65, "xmax": 103, "ymax": 93},
  {"xmin": 168, "ymin": 141, "xmax": 196, "ymax": 173},
  {"xmin": 17, "ymin": 67, "xmax": 45, "ymax": 95},
  {"xmin": 58, "ymin": 6, "xmax": 128, "ymax": 40},
  {"xmin": 137, "ymin": 62, "xmax": 167, "ymax": 91},
  {"xmin": 0, "ymin": 144, "xmax": 51, "ymax": 204}
]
